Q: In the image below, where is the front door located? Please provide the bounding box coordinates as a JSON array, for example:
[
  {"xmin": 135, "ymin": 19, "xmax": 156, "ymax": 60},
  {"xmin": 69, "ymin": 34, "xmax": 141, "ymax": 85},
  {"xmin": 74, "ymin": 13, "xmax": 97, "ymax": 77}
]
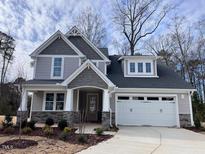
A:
[{"xmin": 86, "ymin": 93, "xmax": 99, "ymax": 122}]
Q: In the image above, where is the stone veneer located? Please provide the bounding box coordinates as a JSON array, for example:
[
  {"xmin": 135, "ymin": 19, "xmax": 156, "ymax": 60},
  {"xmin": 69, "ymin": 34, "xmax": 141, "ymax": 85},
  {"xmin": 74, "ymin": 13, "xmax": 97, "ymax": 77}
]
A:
[
  {"xmin": 31, "ymin": 111, "xmax": 80, "ymax": 125},
  {"xmin": 102, "ymin": 112, "xmax": 115, "ymax": 129},
  {"xmin": 16, "ymin": 111, "xmax": 28, "ymax": 126},
  {"xmin": 179, "ymin": 114, "xmax": 191, "ymax": 127}
]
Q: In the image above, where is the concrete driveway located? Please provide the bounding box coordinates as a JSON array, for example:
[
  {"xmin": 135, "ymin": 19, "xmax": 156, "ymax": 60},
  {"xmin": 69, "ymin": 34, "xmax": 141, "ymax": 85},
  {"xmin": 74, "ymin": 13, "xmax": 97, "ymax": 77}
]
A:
[{"xmin": 79, "ymin": 126, "xmax": 205, "ymax": 154}]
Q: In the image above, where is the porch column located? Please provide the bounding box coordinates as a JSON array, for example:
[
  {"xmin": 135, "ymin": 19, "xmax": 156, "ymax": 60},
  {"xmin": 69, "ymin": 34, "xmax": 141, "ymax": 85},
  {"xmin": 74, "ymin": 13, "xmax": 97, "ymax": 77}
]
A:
[
  {"xmin": 18, "ymin": 89, "xmax": 28, "ymax": 111},
  {"xmin": 103, "ymin": 89, "xmax": 110, "ymax": 111},
  {"xmin": 65, "ymin": 89, "xmax": 73, "ymax": 111}
]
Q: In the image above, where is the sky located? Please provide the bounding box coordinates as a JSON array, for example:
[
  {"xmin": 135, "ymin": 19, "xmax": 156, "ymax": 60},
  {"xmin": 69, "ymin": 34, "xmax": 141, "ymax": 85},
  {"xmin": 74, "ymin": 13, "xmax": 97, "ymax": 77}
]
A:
[{"xmin": 0, "ymin": 0, "xmax": 205, "ymax": 81}]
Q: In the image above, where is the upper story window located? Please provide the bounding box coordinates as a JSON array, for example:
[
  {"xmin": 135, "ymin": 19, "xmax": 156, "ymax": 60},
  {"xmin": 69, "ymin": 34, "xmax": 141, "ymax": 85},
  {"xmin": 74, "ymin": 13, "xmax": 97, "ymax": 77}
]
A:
[
  {"xmin": 146, "ymin": 63, "xmax": 151, "ymax": 73},
  {"xmin": 51, "ymin": 57, "xmax": 63, "ymax": 78},
  {"xmin": 128, "ymin": 60, "xmax": 154, "ymax": 76},
  {"xmin": 138, "ymin": 62, "xmax": 143, "ymax": 73},
  {"xmin": 130, "ymin": 62, "xmax": 135, "ymax": 72}
]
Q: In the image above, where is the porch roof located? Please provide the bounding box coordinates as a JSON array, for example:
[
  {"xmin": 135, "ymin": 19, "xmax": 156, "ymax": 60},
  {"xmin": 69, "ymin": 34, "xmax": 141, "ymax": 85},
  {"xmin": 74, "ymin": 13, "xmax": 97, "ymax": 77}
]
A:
[{"xmin": 24, "ymin": 79, "xmax": 63, "ymax": 85}]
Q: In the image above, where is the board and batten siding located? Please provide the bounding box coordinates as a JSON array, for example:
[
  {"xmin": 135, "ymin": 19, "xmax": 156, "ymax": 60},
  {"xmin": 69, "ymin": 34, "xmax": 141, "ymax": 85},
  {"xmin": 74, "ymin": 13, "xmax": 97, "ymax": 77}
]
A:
[
  {"xmin": 98, "ymin": 62, "xmax": 106, "ymax": 74},
  {"xmin": 34, "ymin": 57, "xmax": 80, "ymax": 80},
  {"xmin": 35, "ymin": 57, "xmax": 52, "ymax": 79},
  {"xmin": 63, "ymin": 57, "xmax": 80, "ymax": 79}
]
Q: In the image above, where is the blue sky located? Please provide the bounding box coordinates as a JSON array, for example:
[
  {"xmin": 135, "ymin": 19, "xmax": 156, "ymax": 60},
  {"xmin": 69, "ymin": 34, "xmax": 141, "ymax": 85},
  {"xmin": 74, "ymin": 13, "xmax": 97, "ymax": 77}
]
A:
[{"xmin": 0, "ymin": 0, "xmax": 205, "ymax": 81}]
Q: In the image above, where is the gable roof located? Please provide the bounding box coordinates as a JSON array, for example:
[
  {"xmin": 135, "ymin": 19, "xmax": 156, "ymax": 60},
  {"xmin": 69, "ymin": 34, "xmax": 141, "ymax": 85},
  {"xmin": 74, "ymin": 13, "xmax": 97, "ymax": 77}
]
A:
[
  {"xmin": 61, "ymin": 59, "xmax": 115, "ymax": 87},
  {"xmin": 65, "ymin": 26, "xmax": 110, "ymax": 62},
  {"xmin": 30, "ymin": 30, "xmax": 85, "ymax": 58},
  {"xmin": 107, "ymin": 55, "xmax": 194, "ymax": 89}
]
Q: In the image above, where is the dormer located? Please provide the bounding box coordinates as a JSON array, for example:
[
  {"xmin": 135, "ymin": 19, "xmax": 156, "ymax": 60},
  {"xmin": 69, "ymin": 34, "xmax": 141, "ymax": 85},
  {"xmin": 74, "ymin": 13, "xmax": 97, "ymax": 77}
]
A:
[{"xmin": 119, "ymin": 55, "xmax": 159, "ymax": 78}]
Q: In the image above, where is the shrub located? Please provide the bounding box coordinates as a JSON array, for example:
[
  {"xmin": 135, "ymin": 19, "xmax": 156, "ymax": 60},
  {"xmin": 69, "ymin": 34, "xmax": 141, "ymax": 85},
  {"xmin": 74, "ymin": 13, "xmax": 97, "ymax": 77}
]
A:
[
  {"xmin": 95, "ymin": 128, "xmax": 104, "ymax": 136},
  {"xmin": 63, "ymin": 127, "xmax": 72, "ymax": 133},
  {"xmin": 78, "ymin": 135, "xmax": 87, "ymax": 143},
  {"xmin": 58, "ymin": 119, "xmax": 68, "ymax": 130},
  {"xmin": 59, "ymin": 131, "xmax": 68, "ymax": 141},
  {"xmin": 45, "ymin": 118, "xmax": 54, "ymax": 126},
  {"xmin": 43, "ymin": 125, "xmax": 54, "ymax": 136},
  {"xmin": 2, "ymin": 115, "xmax": 13, "ymax": 128},
  {"xmin": 22, "ymin": 127, "xmax": 32, "ymax": 134},
  {"xmin": 194, "ymin": 116, "xmax": 201, "ymax": 128},
  {"xmin": 27, "ymin": 120, "xmax": 36, "ymax": 130},
  {"xmin": 3, "ymin": 126, "xmax": 15, "ymax": 134}
]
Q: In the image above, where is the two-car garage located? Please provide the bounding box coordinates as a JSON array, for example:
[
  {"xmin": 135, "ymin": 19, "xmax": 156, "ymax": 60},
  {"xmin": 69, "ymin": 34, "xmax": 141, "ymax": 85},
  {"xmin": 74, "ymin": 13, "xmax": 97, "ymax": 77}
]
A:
[{"xmin": 116, "ymin": 95, "xmax": 178, "ymax": 127}]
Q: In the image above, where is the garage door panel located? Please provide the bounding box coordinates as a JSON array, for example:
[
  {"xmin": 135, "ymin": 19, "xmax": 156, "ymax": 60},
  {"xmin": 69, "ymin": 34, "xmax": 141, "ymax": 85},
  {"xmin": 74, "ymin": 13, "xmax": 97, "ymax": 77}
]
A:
[{"xmin": 117, "ymin": 97, "xmax": 177, "ymax": 127}]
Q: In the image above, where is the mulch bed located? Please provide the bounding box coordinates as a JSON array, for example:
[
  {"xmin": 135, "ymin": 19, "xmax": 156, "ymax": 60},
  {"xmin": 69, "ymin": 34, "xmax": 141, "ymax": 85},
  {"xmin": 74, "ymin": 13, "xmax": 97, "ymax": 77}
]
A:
[
  {"xmin": 185, "ymin": 127, "xmax": 205, "ymax": 132},
  {"xmin": 0, "ymin": 127, "xmax": 113, "ymax": 148},
  {"xmin": 0, "ymin": 139, "xmax": 38, "ymax": 149}
]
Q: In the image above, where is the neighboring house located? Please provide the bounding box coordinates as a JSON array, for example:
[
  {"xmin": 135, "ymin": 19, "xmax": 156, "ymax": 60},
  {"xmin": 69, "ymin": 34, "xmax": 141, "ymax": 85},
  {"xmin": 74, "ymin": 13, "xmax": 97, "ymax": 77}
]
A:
[{"xmin": 17, "ymin": 26, "xmax": 195, "ymax": 128}]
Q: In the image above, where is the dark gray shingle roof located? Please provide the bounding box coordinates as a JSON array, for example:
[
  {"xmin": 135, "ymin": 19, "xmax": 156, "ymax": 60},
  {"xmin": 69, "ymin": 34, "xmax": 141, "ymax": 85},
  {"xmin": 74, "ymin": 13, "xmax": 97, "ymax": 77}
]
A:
[
  {"xmin": 98, "ymin": 48, "xmax": 109, "ymax": 58},
  {"xmin": 107, "ymin": 55, "xmax": 194, "ymax": 89}
]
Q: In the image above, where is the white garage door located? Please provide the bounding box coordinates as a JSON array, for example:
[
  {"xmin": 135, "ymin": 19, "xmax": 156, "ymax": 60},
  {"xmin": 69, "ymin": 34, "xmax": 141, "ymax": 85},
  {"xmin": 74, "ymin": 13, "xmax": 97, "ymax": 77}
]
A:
[{"xmin": 116, "ymin": 96, "xmax": 177, "ymax": 127}]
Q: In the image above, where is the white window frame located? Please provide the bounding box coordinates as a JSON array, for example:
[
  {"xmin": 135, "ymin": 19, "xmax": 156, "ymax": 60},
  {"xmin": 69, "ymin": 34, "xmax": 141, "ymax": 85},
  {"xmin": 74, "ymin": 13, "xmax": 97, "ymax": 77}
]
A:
[
  {"xmin": 127, "ymin": 60, "xmax": 154, "ymax": 76},
  {"xmin": 51, "ymin": 56, "xmax": 64, "ymax": 79},
  {"xmin": 43, "ymin": 92, "xmax": 66, "ymax": 111}
]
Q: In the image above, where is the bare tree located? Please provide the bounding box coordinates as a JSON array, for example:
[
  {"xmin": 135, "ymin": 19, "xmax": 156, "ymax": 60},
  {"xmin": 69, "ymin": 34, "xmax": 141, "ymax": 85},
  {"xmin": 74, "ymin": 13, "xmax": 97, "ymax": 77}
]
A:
[
  {"xmin": 169, "ymin": 16, "xmax": 194, "ymax": 83},
  {"xmin": 113, "ymin": 39, "xmax": 130, "ymax": 55},
  {"xmin": 75, "ymin": 7, "xmax": 106, "ymax": 47},
  {"xmin": 145, "ymin": 35, "xmax": 174, "ymax": 66},
  {"xmin": 0, "ymin": 31, "xmax": 15, "ymax": 84},
  {"xmin": 113, "ymin": 0, "xmax": 171, "ymax": 55}
]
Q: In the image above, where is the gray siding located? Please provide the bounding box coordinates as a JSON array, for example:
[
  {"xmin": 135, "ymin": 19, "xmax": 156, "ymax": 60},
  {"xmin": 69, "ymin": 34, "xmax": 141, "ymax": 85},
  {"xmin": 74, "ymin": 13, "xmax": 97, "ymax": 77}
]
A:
[
  {"xmin": 40, "ymin": 37, "xmax": 77, "ymax": 55},
  {"xmin": 35, "ymin": 57, "xmax": 52, "ymax": 79},
  {"xmin": 32, "ymin": 91, "xmax": 44, "ymax": 111},
  {"xmin": 178, "ymin": 93, "xmax": 190, "ymax": 114},
  {"xmin": 98, "ymin": 62, "xmax": 105, "ymax": 74},
  {"xmin": 64, "ymin": 57, "xmax": 80, "ymax": 79},
  {"xmin": 68, "ymin": 67, "xmax": 108, "ymax": 89}
]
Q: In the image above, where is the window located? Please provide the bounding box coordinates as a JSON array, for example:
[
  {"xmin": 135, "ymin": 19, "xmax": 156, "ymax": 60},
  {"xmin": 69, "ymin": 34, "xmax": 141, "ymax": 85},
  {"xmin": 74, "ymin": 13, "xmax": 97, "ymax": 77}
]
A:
[
  {"xmin": 130, "ymin": 62, "xmax": 135, "ymax": 72},
  {"xmin": 133, "ymin": 96, "xmax": 144, "ymax": 100},
  {"xmin": 118, "ymin": 96, "xmax": 129, "ymax": 100},
  {"xmin": 52, "ymin": 57, "xmax": 62, "ymax": 77},
  {"xmin": 138, "ymin": 63, "xmax": 143, "ymax": 73},
  {"xmin": 56, "ymin": 93, "xmax": 65, "ymax": 110},
  {"xmin": 146, "ymin": 63, "xmax": 151, "ymax": 73},
  {"xmin": 45, "ymin": 93, "xmax": 65, "ymax": 111},
  {"xmin": 162, "ymin": 97, "xmax": 174, "ymax": 101},
  {"xmin": 45, "ymin": 93, "xmax": 54, "ymax": 110},
  {"xmin": 147, "ymin": 97, "xmax": 159, "ymax": 101}
]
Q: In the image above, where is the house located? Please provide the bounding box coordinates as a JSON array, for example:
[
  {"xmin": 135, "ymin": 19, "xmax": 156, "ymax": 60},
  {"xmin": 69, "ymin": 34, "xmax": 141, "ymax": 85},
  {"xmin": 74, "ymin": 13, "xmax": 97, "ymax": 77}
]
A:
[{"xmin": 17, "ymin": 26, "xmax": 195, "ymax": 128}]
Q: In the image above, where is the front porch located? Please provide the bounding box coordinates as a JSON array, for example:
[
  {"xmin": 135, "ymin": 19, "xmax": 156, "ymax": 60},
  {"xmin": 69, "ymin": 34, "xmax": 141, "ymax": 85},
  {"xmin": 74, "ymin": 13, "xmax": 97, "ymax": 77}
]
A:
[{"xmin": 18, "ymin": 86, "xmax": 112, "ymax": 128}]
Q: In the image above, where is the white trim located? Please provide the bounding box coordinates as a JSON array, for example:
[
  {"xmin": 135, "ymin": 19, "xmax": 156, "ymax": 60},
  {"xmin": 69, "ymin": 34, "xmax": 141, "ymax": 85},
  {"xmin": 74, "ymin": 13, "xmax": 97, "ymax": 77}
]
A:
[
  {"xmin": 71, "ymin": 85, "xmax": 106, "ymax": 90},
  {"xmin": 188, "ymin": 92, "xmax": 194, "ymax": 126},
  {"xmin": 115, "ymin": 88, "xmax": 196, "ymax": 93},
  {"xmin": 43, "ymin": 91, "xmax": 66, "ymax": 111},
  {"xmin": 37, "ymin": 55, "xmax": 82, "ymax": 58},
  {"xmin": 61, "ymin": 60, "xmax": 115, "ymax": 87},
  {"xmin": 65, "ymin": 26, "xmax": 110, "ymax": 62},
  {"xmin": 30, "ymin": 30, "xmax": 85, "ymax": 57},
  {"xmin": 65, "ymin": 89, "xmax": 73, "ymax": 111},
  {"xmin": 78, "ymin": 58, "xmax": 81, "ymax": 66},
  {"xmin": 50, "ymin": 56, "xmax": 64, "ymax": 79},
  {"xmin": 76, "ymin": 89, "xmax": 79, "ymax": 111},
  {"xmin": 118, "ymin": 55, "xmax": 160, "ymax": 61},
  {"xmin": 32, "ymin": 58, "xmax": 37, "ymax": 79},
  {"xmin": 115, "ymin": 93, "xmax": 180, "ymax": 127},
  {"xmin": 176, "ymin": 94, "xmax": 180, "ymax": 127},
  {"xmin": 29, "ymin": 92, "xmax": 34, "ymax": 121}
]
